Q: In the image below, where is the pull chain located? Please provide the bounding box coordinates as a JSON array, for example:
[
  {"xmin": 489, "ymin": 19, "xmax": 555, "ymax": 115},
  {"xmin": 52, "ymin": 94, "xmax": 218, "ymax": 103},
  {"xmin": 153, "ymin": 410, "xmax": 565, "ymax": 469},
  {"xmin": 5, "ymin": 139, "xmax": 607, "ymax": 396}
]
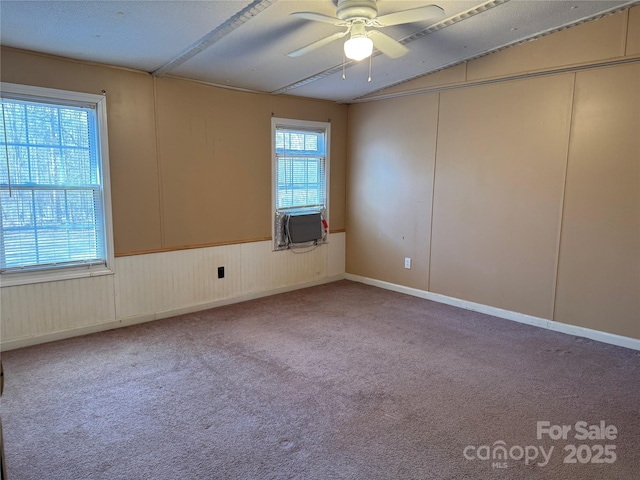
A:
[
  {"xmin": 342, "ymin": 49, "xmax": 346, "ymax": 80},
  {"xmin": 368, "ymin": 54, "xmax": 372, "ymax": 82}
]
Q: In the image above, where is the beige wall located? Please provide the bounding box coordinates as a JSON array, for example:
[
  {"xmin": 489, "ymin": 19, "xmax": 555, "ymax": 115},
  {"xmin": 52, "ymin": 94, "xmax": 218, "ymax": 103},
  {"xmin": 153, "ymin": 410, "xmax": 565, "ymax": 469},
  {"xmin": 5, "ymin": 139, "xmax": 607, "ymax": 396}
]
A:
[
  {"xmin": 554, "ymin": 64, "xmax": 640, "ymax": 338},
  {"xmin": 465, "ymin": 11, "xmax": 628, "ymax": 81},
  {"xmin": 0, "ymin": 48, "xmax": 162, "ymax": 254},
  {"xmin": 346, "ymin": 94, "xmax": 438, "ymax": 290},
  {"xmin": 0, "ymin": 48, "xmax": 348, "ymax": 254},
  {"xmin": 626, "ymin": 4, "xmax": 640, "ymax": 56},
  {"xmin": 347, "ymin": 7, "xmax": 640, "ymax": 339},
  {"xmin": 430, "ymin": 75, "xmax": 573, "ymax": 319}
]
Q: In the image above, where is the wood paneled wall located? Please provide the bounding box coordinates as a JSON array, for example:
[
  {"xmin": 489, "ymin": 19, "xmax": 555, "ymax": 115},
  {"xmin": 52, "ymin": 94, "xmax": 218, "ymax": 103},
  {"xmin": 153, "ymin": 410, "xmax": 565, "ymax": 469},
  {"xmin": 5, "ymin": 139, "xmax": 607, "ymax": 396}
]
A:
[
  {"xmin": 0, "ymin": 48, "xmax": 349, "ymax": 349},
  {"xmin": 347, "ymin": 7, "xmax": 640, "ymax": 339},
  {"xmin": 1, "ymin": 6, "xmax": 638, "ymax": 345},
  {"xmin": 0, "ymin": 49, "xmax": 348, "ymax": 255}
]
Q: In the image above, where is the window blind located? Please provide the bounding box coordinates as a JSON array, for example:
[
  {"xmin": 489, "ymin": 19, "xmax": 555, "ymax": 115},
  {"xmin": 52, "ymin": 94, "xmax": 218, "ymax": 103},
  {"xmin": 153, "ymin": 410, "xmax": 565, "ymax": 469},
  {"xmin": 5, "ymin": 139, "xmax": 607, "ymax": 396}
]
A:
[
  {"xmin": 275, "ymin": 127, "xmax": 326, "ymax": 211},
  {"xmin": 0, "ymin": 98, "xmax": 106, "ymax": 273}
]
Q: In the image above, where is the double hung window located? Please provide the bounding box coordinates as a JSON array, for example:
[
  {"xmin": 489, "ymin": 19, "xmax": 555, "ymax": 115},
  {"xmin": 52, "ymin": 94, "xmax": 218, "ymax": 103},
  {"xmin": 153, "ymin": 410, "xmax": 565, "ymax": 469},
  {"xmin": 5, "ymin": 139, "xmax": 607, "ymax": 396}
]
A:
[
  {"xmin": 0, "ymin": 83, "xmax": 113, "ymax": 286},
  {"xmin": 271, "ymin": 118, "xmax": 330, "ymax": 249}
]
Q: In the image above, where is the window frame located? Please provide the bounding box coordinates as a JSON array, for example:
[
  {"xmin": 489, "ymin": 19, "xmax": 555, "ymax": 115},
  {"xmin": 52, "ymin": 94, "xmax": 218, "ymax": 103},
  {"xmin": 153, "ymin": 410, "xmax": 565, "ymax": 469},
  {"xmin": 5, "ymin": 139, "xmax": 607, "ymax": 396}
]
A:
[
  {"xmin": 0, "ymin": 82, "xmax": 115, "ymax": 287},
  {"xmin": 271, "ymin": 117, "xmax": 330, "ymax": 250}
]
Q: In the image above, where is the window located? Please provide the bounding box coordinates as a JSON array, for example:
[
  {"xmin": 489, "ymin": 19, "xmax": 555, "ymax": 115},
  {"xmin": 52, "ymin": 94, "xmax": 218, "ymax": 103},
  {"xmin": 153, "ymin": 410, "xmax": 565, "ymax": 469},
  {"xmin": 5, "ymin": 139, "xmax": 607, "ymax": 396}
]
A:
[
  {"xmin": 271, "ymin": 118, "xmax": 330, "ymax": 249},
  {"xmin": 0, "ymin": 83, "xmax": 114, "ymax": 286}
]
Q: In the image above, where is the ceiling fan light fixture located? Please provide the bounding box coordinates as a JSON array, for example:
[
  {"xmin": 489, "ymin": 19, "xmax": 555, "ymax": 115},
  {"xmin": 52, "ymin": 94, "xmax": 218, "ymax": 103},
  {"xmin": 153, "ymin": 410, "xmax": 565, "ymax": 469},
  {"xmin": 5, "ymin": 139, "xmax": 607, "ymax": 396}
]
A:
[{"xmin": 344, "ymin": 35, "xmax": 373, "ymax": 61}]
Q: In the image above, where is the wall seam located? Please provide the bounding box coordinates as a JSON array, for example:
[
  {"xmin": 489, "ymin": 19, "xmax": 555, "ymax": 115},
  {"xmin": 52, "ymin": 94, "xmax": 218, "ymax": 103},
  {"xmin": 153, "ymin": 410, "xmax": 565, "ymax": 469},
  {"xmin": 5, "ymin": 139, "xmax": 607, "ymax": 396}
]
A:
[
  {"xmin": 344, "ymin": 102, "xmax": 351, "ymax": 274},
  {"xmin": 426, "ymin": 92, "xmax": 441, "ymax": 292},
  {"xmin": 152, "ymin": 76, "xmax": 166, "ymax": 249},
  {"xmin": 623, "ymin": 8, "xmax": 630, "ymax": 56},
  {"xmin": 112, "ymin": 266, "xmax": 118, "ymax": 320},
  {"xmin": 551, "ymin": 72, "xmax": 578, "ymax": 322}
]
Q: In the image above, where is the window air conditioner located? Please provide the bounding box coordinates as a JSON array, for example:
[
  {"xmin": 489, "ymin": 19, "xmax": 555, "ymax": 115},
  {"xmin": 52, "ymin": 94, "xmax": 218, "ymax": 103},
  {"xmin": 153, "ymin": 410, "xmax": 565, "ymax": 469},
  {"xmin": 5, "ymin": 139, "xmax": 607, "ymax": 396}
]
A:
[{"xmin": 286, "ymin": 212, "xmax": 323, "ymax": 244}]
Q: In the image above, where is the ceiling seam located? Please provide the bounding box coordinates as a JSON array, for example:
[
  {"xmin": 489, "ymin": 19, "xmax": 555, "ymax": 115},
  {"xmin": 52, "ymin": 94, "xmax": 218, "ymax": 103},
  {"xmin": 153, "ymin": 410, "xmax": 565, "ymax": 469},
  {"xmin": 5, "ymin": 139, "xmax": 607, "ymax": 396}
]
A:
[
  {"xmin": 269, "ymin": 0, "xmax": 511, "ymax": 96},
  {"xmin": 152, "ymin": 0, "xmax": 277, "ymax": 77}
]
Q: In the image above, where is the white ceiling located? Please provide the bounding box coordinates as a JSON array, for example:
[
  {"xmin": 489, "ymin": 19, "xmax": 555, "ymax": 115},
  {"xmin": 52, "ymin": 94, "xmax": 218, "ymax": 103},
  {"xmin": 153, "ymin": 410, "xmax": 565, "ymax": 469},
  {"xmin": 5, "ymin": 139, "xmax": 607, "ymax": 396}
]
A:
[{"xmin": 1, "ymin": 0, "xmax": 636, "ymax": 102}]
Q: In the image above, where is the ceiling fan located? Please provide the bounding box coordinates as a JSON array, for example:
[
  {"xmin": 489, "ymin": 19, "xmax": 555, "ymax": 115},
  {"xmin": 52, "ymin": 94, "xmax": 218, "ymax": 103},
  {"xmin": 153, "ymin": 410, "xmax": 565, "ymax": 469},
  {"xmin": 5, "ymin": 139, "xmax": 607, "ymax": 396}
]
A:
[{"xmin": 287, "ymin": 0, "xmax": 445, "ymax": 61}]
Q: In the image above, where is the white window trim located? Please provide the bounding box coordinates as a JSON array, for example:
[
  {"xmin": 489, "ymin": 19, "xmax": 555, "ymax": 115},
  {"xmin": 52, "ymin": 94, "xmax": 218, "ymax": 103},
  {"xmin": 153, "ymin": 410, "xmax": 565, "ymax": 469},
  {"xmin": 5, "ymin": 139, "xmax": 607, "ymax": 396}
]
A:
[
  {"xmin": 0, "ymin": 82, "xmax": 115, "ymax": 287},
  {"xmin": 271, "ymin": 117, "xmax": 330, "ymax": 250}
]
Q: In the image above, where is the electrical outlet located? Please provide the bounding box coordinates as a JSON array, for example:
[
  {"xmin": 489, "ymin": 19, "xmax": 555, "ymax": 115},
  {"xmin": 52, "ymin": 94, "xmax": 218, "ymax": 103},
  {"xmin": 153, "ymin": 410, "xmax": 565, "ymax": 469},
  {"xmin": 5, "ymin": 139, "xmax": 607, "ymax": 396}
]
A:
[
  {"xmin": 217, "ymin": 266, "xmax": 225, "ymax": 279},
  {"xmin": 404, "ymin": 257, "xmax": 411, "ymax": 269}
]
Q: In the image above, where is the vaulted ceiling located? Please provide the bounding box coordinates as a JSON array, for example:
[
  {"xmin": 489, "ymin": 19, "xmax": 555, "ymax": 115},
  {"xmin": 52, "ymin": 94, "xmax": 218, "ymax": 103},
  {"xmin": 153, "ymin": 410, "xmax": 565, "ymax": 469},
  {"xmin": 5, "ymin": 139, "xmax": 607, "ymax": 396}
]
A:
[{"xmin": 1, "ymin": 0, "xmax": 636, "ymax": 102}]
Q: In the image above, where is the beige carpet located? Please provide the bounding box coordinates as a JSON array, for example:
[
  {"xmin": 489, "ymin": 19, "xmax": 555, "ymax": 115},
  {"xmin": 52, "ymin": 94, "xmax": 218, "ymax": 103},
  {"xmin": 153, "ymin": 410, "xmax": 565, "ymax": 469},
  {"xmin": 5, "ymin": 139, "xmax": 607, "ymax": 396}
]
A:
[{"xmin": 1, "ymin": 280, "xmax": 639, "ymax": 479}]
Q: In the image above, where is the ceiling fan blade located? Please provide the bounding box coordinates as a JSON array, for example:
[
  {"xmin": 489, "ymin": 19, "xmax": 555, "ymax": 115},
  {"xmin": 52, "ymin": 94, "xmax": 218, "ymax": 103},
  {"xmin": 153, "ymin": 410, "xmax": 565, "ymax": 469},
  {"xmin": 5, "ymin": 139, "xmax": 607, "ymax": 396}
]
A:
[
  {"xmin": 368, "ymin": 30, "xmax": 409, "ymax": 58},
  {"xmin": 287, "ymin": 31, "xmax": 348, "ymax": 58},
  {"xmin": 291, "ymin": 12, "xmax": 342, "ymax": 25},
  {"xmin": 376, "ymin": 5, "xmax": 445, "ymax": 27}
]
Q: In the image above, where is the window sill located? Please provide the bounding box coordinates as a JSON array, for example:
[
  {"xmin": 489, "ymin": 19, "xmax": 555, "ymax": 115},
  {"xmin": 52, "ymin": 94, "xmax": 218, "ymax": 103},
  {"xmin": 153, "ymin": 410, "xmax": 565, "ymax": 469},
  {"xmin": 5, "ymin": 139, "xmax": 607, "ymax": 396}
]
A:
[{"xmin": 0, "ymin": 265, "xmax": 115, "ymax": 288}]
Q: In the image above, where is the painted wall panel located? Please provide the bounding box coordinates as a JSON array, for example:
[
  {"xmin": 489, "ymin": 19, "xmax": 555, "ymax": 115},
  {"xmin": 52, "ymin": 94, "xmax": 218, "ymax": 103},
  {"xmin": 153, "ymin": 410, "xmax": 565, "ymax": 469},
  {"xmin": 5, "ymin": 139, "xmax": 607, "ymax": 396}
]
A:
[
  {"xmin": 0, "ymin": 48, "xmax": 162, "ymax": 254},
  {"xmin": 155, "ymin": 77, "xmax": 272, "ymax": 248},
  {"xmin": 627, "ymin": 5, "xmax": 640, "ymax": 56},
  {"xmin": 0, "ymin": 275, "xmax": 116, "ymax": 341},
  {"xmin": 326, "ymin": 102, "xmax": 348, "ymax": 232},
  {"xmin": 327, "ymin": 232, "xmax": 346, "ymax": 277},
  {"xmin": 114, "ymin": 244, "xmax": 242, "ymax": 319},
  {"xmin": 554, "ymin": 64, "xmax": 640, "ymax": 339},
  {"xmin": 347, "ymin": 94, "xmax": 438, "ymax": 290},
  {"xmin": 466, "ymin": 12, "xmax": 627, "ymax": 81},
  {"xmin": 116, "ymin": 240, "xmax": 334, "ymax": 320},
  {"xmin": 429, "ymin": 74, "xmax": 574, "ymax": 319},
  {"xmin": 154, "ymin": 78, "xmax": 348, "ymax": 249},
  {"xmin": 240, "ymin": 242, "xmax": 327, "ymax": 295},
  {"xmin": 0, "ymin": 47, "xmax": 347, "ymax": 254}
]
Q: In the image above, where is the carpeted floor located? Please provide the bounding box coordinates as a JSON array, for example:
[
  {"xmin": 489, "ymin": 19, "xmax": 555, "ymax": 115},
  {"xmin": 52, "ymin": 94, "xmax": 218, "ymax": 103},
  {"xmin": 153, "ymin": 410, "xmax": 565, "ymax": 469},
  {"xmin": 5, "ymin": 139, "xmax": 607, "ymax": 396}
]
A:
[{"xmin": 1, "ymin": 280, "xmax": 639, "ymax": 479}]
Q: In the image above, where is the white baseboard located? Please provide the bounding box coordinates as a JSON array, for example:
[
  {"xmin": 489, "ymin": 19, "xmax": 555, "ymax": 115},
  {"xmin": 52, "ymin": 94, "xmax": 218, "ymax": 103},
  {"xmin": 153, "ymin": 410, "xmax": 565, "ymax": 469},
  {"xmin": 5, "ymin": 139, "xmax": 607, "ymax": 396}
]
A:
[
  {"xmin": 1, "ymin": 274, "xmax": 345, "ymax": 351},
  {"xmin": 345, "ymin": 274, "xmax": 640, "ymax": 352}
]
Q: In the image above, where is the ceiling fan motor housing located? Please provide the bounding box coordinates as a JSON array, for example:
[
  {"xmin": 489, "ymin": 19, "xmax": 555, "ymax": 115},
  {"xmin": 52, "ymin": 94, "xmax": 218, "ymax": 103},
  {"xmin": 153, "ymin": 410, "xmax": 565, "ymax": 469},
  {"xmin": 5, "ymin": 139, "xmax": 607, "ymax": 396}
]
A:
[{"xmin": 336, "ymin": 0, "xmax": 378, "ymax": 20}]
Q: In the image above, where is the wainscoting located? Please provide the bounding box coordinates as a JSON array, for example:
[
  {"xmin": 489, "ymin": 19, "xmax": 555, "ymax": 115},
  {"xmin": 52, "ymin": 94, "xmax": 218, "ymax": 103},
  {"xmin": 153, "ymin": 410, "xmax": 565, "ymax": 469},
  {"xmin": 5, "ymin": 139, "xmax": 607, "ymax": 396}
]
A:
[{"xmin": 0, "ymin": 233, "xmax": 345, "ymax": 350}]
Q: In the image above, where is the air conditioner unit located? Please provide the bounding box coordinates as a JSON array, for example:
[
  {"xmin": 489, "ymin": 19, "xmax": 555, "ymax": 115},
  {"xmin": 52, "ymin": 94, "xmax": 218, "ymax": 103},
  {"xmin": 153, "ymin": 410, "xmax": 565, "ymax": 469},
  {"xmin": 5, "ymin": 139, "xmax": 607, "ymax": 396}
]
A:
[{"xmin": 287, "ymin": 212, "xmax": 323, "ymax": 244}]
